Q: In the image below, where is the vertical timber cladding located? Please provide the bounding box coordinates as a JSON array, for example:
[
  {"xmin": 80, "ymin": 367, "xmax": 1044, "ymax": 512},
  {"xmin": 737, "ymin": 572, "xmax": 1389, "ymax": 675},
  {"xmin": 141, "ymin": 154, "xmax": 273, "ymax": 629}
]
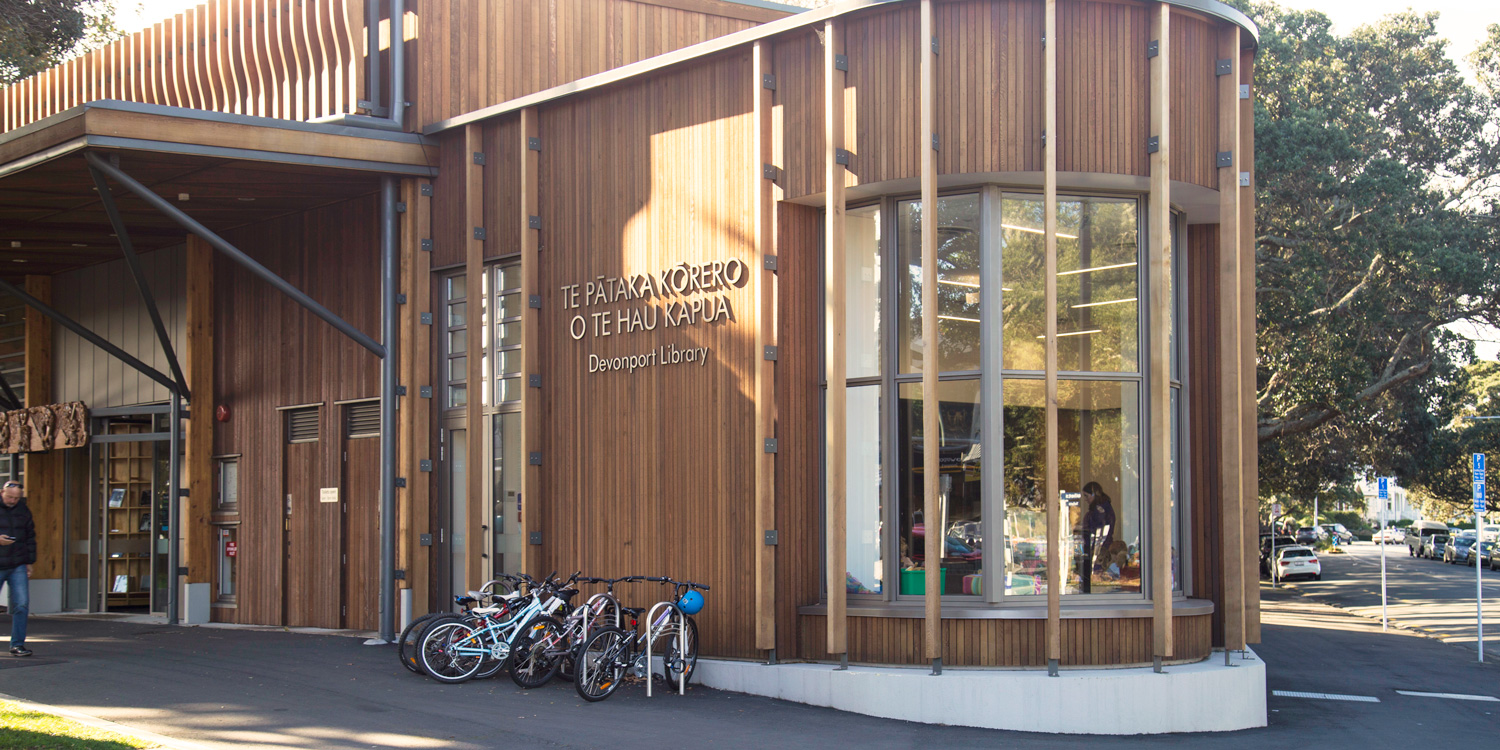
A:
[
  {"xmin": 537, "ymin": 49, "xmax": 760, "ymax": 659},
  {"xmin": 213, "ymin": 194, "xmax": 382, "ymax": 627},
  {"xmin": 413, "ymin": 0, "xmax": 779, "ymax": 128},
  {"xmin": 1187, "ymin": 223, "xmax": 1225, "ymax": 646}
]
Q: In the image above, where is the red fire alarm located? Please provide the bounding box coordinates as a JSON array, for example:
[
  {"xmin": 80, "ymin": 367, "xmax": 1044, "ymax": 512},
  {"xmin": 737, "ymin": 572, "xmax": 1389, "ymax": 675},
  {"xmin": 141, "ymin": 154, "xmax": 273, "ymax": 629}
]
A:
[{"xmin": 215, "ymin": 404, "xmax": 231, "ymax": 422}]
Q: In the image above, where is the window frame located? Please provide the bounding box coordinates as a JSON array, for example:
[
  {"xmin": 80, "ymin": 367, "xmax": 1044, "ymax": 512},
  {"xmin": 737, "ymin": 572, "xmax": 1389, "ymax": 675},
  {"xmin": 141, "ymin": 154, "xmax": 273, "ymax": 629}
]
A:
[{"xmin": 825, "ymin": 183, "xmax": 1187, "ymax": 609}]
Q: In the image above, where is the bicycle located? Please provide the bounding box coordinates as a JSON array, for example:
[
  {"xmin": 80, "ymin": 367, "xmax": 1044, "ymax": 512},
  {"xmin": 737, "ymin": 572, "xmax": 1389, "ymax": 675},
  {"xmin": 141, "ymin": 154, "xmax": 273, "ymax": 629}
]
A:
[
  {"xmin": 573, "ymin": 577, "xmax": 707, "ymax": 702},
  {"xmin": 398, "ymin": 577, "xmax": 518, "ymax": 674},
  {"xmin": 522, "ymin": 575, "xmax": 633, "ymax": 686},
  {"xmin": 419, "ymin": 571, "xmax": 576, "ymax": 684}
]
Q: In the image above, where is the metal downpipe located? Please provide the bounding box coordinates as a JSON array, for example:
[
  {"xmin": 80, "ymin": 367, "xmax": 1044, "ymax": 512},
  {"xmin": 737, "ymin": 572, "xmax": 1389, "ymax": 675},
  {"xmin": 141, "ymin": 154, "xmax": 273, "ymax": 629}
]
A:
[
  {"xmin": 378, "ymin": 177, "xmax": 399, "ymax": 642},
  {"xmin": 389, "ymin": 0, "xmax": 405, "ymax": 130}
]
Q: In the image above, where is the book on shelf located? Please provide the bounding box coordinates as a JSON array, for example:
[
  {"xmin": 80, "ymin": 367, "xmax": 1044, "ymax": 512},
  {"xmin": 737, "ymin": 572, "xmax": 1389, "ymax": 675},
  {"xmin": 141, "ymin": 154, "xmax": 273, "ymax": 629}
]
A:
[
  {"xmin": 112, "ymin": 574, "xmax": 129, "ymax": 593},
  {"xmin": 107, "ymin": 489, "xmax": 125, "ymax": 508}
]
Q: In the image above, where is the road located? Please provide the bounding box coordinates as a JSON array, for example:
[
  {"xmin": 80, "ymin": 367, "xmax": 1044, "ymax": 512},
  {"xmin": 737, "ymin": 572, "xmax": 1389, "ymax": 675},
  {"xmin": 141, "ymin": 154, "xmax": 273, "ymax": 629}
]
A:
[
  {"xmin": 1277, "ymin": 540, "xmax": 1500, "ymax": 660},
  {"xmin": 1, "ymin": 589, "xmax": 1497, "ymax": 748}
]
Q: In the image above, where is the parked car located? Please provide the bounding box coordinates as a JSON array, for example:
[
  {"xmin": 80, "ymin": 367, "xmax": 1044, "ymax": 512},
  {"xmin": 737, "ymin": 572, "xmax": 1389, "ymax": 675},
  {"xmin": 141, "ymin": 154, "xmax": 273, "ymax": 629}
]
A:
[
  {"xmin": 1469, "ymin": 541, "xmax": 1495, "ymax": 568},
  {"xmin": 1273, "ymin": 545, "xmax": 1322, "ymax": 581},
  {"xmin": 1480, "ymin": 524, "xmax": 1500, "ymax": 543},
  {"xmin": 1375, "ymin": 527, "xmax": 1405, "ymax": 544},
  {"xmin": 1321, "ymin": 524, "xmax": 1355, "ymax": 544},
  {"xmin": 1490, "ymin": 543, "xmax": 1500, "ymax": 571},
  {"xmin": 1295, "ymin": 527, "xmax": 1322, "ymax": 545},
  {"xmin": 1444, "ymin": 531, "xmax": 1478, "ymax": 563},
  {"xmin": 1425, "ymin": 534, "xmax": 1450, "ymax": 560},
  {"xmin": 1407, "ymin": 521, "xmax": 1450, "ymax": 557}
]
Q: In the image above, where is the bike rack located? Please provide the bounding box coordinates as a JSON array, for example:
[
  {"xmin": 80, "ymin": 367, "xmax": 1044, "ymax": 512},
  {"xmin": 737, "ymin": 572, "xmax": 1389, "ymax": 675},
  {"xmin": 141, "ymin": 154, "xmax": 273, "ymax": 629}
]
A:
[{"xmin": 643, "ymin": 601, "xmax": 687, "ymax": 697}]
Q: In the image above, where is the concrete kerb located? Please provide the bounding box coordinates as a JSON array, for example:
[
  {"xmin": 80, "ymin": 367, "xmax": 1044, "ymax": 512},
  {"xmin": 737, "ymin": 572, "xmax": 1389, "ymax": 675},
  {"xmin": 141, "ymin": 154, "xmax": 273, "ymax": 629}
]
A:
[
  {"xmin": 0, "ymin": 690, "xmax": 209, "ymax": 750},
  {"xmin": 694, "ymin": 648, "xmax": 1267, "ymax": 735}
]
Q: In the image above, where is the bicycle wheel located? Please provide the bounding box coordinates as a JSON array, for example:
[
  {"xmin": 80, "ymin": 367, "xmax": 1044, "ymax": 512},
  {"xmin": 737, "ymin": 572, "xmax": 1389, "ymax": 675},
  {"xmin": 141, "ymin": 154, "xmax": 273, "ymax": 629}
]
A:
[
  {"xmin": 399, "ymin": 613, "xmax": 461, "ymax": 674},
  {"xmin": 574, "ymin": 627, "xmax": 629, "ymax": 702},
  {"xmin": 419, "ymin": 621, "xmax": 485, "ymax": 683},
  {"xmin": 660, "ymin": 616, "xmax": 699, "ymax": 687},
  {"xmin": 510, "ymin": 615, "xmax": 566, "ymax": 688}
]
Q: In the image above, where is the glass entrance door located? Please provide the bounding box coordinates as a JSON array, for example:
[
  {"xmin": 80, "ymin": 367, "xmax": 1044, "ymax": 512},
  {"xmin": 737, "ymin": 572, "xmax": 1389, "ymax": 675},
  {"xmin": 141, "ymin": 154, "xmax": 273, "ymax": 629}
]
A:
[
  {"xmin": 491, "ymin": 412, "xmax": 522, "ymax": 580},
  {"xmin": 95, "ymin": 417, "xmax": 170, "ymax": 613}
]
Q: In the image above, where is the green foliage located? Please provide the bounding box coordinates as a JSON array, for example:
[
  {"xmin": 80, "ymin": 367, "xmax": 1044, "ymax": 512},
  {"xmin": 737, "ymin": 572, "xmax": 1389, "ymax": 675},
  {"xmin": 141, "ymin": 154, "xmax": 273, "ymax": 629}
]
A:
[
  {"xmin": 0, "ymin": 1, "xmax": 123, "ymax": 85},
  {"xmin": 1231, "ymin": 2, "xmax": 1500, "ymax": 500}
]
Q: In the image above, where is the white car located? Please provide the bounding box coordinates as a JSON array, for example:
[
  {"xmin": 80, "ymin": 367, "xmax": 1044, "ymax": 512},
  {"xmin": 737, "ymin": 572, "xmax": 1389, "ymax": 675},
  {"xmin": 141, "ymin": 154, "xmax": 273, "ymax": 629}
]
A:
[
  {"xmin": 1375, "ymin": 527, "xmax": 1404, "ymax": 544},
  {"xmin": 1274, "ymin": 545, "xmax": 1322, "ymax": 581},
  {"xmin": 1481, "ymin": 524, "xmax": 1500, "ymax": 543}
]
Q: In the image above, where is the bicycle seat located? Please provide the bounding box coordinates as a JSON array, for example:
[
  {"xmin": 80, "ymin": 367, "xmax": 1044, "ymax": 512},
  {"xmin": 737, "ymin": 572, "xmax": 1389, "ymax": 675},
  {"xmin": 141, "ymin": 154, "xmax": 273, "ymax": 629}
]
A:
[{"xmin": 620, "ymin": 606, "xmax": 645, "ymax": 616}]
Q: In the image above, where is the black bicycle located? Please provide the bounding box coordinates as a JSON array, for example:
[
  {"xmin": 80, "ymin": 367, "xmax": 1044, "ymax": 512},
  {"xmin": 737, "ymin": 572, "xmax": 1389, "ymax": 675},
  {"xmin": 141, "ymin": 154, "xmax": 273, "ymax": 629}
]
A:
[{"xmin": 573, "ymin": 577, "xmax": 707, "ymax": 702}]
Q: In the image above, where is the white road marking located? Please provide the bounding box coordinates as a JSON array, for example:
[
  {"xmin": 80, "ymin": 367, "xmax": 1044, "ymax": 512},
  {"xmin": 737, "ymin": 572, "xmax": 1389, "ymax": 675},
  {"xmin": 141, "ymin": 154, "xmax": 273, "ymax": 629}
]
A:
[
  {"xmin": 1395, "ymin": 690, "xmax": 1500, "ymax": 702},
  {"xmin": 1272, "ymin": 690, "xmax": 1380, "ymax": 703}
]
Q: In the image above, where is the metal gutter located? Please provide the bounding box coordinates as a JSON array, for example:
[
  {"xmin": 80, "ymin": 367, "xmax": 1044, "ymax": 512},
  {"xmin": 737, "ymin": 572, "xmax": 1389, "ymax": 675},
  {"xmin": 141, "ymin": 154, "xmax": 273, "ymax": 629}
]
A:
[{"xmin": 425, "ymin": 0, "xmax": 1258, "ymax": 136}]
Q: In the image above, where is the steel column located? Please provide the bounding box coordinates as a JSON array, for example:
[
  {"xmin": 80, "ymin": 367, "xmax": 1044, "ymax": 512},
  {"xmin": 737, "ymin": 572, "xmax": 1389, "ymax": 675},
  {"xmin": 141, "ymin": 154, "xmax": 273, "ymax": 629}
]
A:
[
  {"xmin": 379, "ymin": 176, "xmax": 399, "ymax": 642},
  {"xmin": 88, "ymin": 164, "xmax": 190, "ymax": 400},
  {"xmin": 167, "ymin": 393, "xmax": 182, "ymax": 625},
  {"xmin": 82, "ymin": 152, "xmax": 385, "ymax": 358}
]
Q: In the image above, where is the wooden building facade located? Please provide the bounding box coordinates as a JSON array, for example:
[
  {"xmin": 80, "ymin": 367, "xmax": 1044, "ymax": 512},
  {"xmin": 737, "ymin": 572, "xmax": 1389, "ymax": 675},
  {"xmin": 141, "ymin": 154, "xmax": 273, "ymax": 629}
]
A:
[{"xmin": 0, "ymin": 0, "xmax": 1259, "ymax": 671}]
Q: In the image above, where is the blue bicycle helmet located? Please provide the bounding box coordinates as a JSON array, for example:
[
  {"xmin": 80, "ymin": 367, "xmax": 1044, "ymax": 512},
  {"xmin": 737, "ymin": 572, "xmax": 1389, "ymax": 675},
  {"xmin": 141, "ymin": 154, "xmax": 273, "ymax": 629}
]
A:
[{"xmin": 678, "ymin": 589, "xmax": 705, "ymax": 615}]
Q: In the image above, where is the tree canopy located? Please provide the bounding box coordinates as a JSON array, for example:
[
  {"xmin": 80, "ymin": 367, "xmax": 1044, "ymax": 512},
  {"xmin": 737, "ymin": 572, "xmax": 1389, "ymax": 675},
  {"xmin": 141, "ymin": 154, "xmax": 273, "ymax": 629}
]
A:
[
  {"xmin": 0, "ymin": 1, "xmax": 121, "ymax": 85},
  {"xmin": 1235, "ymin": 1, "xmax": 1500, "ymax": 504}
]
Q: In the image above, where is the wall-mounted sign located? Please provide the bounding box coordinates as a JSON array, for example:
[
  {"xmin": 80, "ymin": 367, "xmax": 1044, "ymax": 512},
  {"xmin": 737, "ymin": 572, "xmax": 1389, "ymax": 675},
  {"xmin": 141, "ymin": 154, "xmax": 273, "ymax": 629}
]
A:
[
  {"xmin": 225, "ymin": 541, "xmax": 238, "ymax": 557},
  {"xmin": 558, "ymin": 259, "xmax": 748, "ymax": 375},
  {"xmin": 320, "ymin": 487, "xmax": 339, "ymax": 503}
]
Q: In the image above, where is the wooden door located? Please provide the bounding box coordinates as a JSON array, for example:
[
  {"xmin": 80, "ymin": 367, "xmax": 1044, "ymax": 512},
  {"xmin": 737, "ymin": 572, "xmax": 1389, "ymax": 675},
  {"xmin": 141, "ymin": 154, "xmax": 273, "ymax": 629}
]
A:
[
  {"xmin": 282, "ymin": 406, "xmax": 340, "ymax": 628},
  {"xmin": 341, "ymin": 401, "xmax": 381, "ymax": 631}
]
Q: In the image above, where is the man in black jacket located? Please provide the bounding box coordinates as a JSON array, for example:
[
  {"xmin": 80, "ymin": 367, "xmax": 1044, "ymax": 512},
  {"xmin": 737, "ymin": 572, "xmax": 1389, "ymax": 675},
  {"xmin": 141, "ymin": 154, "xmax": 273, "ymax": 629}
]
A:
[{"xmin": 0, "ymin": 480, "xmax": 35, "ymax": 657}]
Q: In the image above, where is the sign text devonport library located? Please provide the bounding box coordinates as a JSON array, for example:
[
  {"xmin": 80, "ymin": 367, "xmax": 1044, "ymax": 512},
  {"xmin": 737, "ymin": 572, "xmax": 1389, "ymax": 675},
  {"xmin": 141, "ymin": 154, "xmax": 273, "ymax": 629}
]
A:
[{"xmin": 588, "ymin": 343, "xmax": 711, "ymax": 374}]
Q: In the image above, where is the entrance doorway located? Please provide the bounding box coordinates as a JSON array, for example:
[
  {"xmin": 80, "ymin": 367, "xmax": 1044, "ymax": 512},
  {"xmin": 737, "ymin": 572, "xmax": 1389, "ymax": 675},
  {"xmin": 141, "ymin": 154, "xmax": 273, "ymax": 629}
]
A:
[{"xmin": 90, "ymin": 413, "xmax": 173, "ymax": 613}]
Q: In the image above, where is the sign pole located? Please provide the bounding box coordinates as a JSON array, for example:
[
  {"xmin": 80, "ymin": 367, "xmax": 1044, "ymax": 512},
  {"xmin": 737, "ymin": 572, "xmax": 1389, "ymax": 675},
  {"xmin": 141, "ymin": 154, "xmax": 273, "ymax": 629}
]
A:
[
  {"xmin": 1378, "ymin": 477, "xmax": 1389, "ymax": 632},
  {"xmin": 1474, "ymin": 453, "xmax": 1486, "ymax": 664}
]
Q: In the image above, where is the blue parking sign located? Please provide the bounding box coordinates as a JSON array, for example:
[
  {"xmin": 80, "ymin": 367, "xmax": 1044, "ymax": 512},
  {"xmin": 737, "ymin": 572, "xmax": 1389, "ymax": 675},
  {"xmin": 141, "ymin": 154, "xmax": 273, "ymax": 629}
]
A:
[
  {"xmin": 1378, "ymin": 477, "xmax": 1389, "ymax": 500},
  {"xmin": 1477, "ymin": 482, "xmax": 1488, "ymax": 513},
  {"xmin": 1475, "ymin": 453, "xmax": 1486, "ymax": 481}
]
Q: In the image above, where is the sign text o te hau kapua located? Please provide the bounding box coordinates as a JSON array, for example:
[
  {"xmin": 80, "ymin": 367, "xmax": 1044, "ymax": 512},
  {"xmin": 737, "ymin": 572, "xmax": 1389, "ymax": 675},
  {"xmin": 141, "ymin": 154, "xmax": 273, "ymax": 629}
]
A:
[{"xmin": 558, "ymin": 258, "xmax": 747, "ymax": 340}]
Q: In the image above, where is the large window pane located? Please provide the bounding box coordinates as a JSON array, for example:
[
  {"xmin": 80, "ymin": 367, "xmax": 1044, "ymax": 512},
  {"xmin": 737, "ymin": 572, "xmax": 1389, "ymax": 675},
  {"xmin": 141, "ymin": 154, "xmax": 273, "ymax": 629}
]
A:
[
  {"xmin": 1003, "ymin": 379, "xmax": 1141, "ymax": 596},
  {"xmin": 896, "ymin": 380, "xmax": 982, "ymax": 596},
  {"xmin": 846, "ymin": 385, "xmax": 882, "ymax": 594},
  {"xmin": 846, "ymin": 205, "xmax": 882, "ymax": 379},
  {"xmin": 898, "ymin": 195, "xmax": 982, "ymax": 374},
  {"xmin": 1001, "ymin": 196, "xmax": 1139, "ymax": 373}
]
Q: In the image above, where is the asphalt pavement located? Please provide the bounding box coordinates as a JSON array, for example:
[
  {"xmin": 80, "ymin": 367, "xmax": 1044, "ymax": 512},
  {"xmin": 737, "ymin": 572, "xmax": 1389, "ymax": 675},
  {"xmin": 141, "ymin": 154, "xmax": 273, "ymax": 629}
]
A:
[
  {"xmin": 1277, "ymin": 540, "xmax": 1500, "ymax": 660},
  {"xmin": 0, "ymin": 588, "xmax": 1496, "ymax": 749}
]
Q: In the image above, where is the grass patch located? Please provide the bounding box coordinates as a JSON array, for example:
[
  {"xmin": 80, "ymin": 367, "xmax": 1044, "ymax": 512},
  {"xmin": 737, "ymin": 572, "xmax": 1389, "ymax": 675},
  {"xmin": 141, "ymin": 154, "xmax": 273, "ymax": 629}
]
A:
[{"xmin": 0, "ymin": 700, "xmax": 158, "ymax": 749}]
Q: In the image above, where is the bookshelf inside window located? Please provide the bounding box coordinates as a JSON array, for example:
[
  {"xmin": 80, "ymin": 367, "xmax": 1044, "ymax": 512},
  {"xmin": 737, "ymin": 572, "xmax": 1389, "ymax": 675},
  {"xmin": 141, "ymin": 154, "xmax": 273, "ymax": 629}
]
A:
[{"xmin": 102, "ymin": 423, "xmax": 152, "ymax": 608}]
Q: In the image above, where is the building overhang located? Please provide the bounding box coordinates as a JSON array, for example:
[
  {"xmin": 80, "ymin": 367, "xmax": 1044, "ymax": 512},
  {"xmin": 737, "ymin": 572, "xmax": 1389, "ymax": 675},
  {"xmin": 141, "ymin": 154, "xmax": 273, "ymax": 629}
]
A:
[{"xmin": 0, "ymin": 101, "xmax": 437, "ymax": 278}]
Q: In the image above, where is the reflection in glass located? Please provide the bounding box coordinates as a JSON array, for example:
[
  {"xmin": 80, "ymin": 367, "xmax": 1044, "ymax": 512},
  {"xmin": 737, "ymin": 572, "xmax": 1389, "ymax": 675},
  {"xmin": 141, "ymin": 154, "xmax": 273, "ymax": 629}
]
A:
[
  {"xmin": 449, "ymin": 330, "xmax": 467, "ymax": 354},
  {"xmin": 897, "ymin": 380, "xmax": 982, "ymax": 596},
  {"xmin": 448, "ymin": 385, "xmax": 467, "ymax": 408},
  {"xmin": 496, "ymin": 322, "xmax": 520, "ymax": 347},
  {"xmin": 846, "ymin": 205, "xmax": 882, "ymax": 379},
  {"xmin": 447, "ymin": 275, "xmax": 466, "ymax": 300},
  {"xmin": 1001, "ymin": 196, "xmax": 1139, "ymax": 372},
  {"xmin": 846, "ymin": 385, "xmax": 882, "ymax": 594},
  {"xmin": 492, "ymin": 413, "xmax": 522, "ymax": 579},
  {"xmin": 448, "ymin": 301, "xmax": 467, "ymax": 328},
  {"xmin": 1003, "ymin": 379, "xmax": 1140, "ymax": 596},
  {"xmin": 499, "ymin": 293, "xmax": 521, "ymax": 319},
  {"xmin": 898, "ymin": 195, "xmax": 982, "ymax": 374}
]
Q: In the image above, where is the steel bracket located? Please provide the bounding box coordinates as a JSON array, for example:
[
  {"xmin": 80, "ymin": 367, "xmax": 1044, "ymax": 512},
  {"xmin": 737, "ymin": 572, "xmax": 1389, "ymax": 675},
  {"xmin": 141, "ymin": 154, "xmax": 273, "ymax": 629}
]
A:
[
  {"xmin": 1147, "ymin": 136, "xmax": 1160, "ymax": 154},
  {"xmin": 835, "ymin": 148, "xmax": 851, "ymax": 166},
  {"xmin": 473, "ymin": 227, "xmax": 486, "ymax": 241},
  {"xmin": 763, "ymin": 255, "xmax": 778, "ymax": 271},
  {"xmin": 1147, "ymin": 40, "xmax": 1159, "ymax": 58},
  {"xmin": 395, "ymin": 202, "xmax": 407, "ymax": 213},
  {"xmin": 528, "ymin": 294, "xmax": 542, "ymax": 309},
  {"xmin": 762, "ymin": 73, "xmax": 777, "ymax": 90},
  {"xmin": 419, "ymin": 386, "xmax": 432, "ymax": 399},
  {"xmin": 420, "ymin": 312, "xmax": 433, "ymax": 325},
  {"xmin": 763, "ymin": 163, "xmax": 780, "ymax": 181},
  {"xmin": 1216, "ymin": 58, "xmax": 1233, "ymax": 76},
  {"xmin": 420, "ymin": 238, "xmax": 433, "ymax": 251},
  {"xmin": 834, "ymin": 54, "xmax": 848, "ymax": 72},
  {"xmin": 529, "ymin": 452, "xmax": 542, "ymax": 466},
  {"xmin": 395, "ymin": 477, "xmax": 407, "ymax": 488},
  {"xmin": 1239, "ymin": 171, "xmax": 1251, "ymax": 187},
  {"xmin": 528, "ymin": 137, "xmax": 542, "ymax": 152},
  {"xmin": 528, "ymin": 374, "xmax": 542, "ymax": 388},
  {"xmin": 764, "ymin": 345, "xmax": 779, "ymax": 361},
  {"xmin": 393, "ymin": 570, "xmax": 406, "ymax": 580},
  {"xmin": 419, "ymin": 460, "xmax": 432, "ymax": 472},
  {"xmin": 932, "ymin": 134, "xmax": 940, "ymax": 151},
  {"xmin": 419, "ymin": 184, "xmax": 434, "ymax": 197},
  {"xmin": 764, "ymin": 438, "xmax": 778, "ymax": 454},
  {"xmin": 472, "ymin": 151, "xmax": 486, "ymax": 165},
  {"xmin": 396, "ymin": 293, "xmax": 407, "ymax": 304},
  {"xmin": 528, "ymin": 215, "xmax": 542, "ymax": 230},
  {"xmin": 528, "ymin": 532, "xmax": 543, "ymax": 545},
  {"xmin": 396, "ymin": 385, "xmax": 407, "ymax": 396},
  {"xmin": 931, "ymin": 36, "xmax": 940, "ymax": 55},
  {"xmin": 1217, "ymin": 151, "xmax": 1234, "ymax": 168},
  {"xmin": 1240, "ymin": 84, "xmax": 1250, "ymax": 100},
  {"xmin": 764, "ymin": 530, "xmax": 779, "ymax": 546}
]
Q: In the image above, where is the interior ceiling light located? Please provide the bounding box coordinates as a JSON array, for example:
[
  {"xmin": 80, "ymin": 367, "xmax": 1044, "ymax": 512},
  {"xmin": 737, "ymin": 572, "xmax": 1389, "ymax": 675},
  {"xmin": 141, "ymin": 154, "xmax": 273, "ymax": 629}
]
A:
[
  {"xmin": 71, "ymin": 243, "xmax": 87, "ymax": 247},
  {"xmin": 12, "ymin": 259, "xmax": 26, "ymax": 263},
  {"xmin": 237, "ymin": 197, "xmax": 256, "ymax": 202},
  {"xmin": 1057, "ymin": 261, "xmax": 1136, "ymax": 277},
  {"xmin": 8, "ymin": 241, "xmax": 18, "ymax": 248},
  {"xmin": 178, "ymin": 193, "xmax": 190, "ymax": 201},
  {"xmin": 1001, "ymin": 223, "xmax": 1079, "ymax": 240}
]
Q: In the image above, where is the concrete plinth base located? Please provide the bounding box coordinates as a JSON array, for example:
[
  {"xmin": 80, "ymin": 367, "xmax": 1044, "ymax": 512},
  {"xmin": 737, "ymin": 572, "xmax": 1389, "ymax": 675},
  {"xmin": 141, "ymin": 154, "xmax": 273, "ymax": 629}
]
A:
[
  {"xmin": 181, "ymin": 582, "xmax": 211, "ymax": 624},
  {"xmin": 695, "ymin": 649, "xmax": 1266, "ymax": 735}
]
